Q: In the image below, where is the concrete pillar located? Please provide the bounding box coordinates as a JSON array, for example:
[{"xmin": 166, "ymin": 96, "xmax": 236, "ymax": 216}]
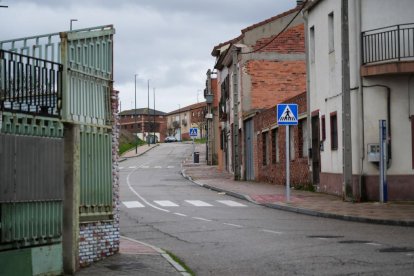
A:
[{"xmin": 63, "ymin": 123, "xmax": 80, "ymax": 274}]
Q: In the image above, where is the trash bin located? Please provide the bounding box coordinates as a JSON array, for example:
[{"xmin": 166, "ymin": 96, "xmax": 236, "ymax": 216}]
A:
[{"xmin": 194, "ymin": 152, "xmax": 199, "ymax": 163}]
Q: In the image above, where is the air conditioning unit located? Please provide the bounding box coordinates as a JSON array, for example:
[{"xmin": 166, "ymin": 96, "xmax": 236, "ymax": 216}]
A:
[{"xmin": 205, "ymin": 113, "xmax": 213, "ymax": 119}]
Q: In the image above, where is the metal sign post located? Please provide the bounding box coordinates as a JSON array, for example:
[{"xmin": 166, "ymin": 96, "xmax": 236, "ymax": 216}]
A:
[
  {"xmin": 379, "ymin": 120, "xmax": 387, "ymax": 203},
  {"xmin": 277, "ymin": 104, "xmax": 298, "ymax": 202},
  {"xmin": 190, "ymin": 127, "xmax": 198, "ymax": 161}
]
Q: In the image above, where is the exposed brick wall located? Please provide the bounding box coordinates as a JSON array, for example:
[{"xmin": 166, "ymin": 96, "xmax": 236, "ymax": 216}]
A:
[
  {"xmin": 79, "ymin": 89, "xmax": 120, "ymax": 267},
  {"xmin": 253, "ymin": 92, "xmax": 310, "ymax": 187},
  {"xmin": 120, "ymin": 114, "xmax": 167, "ymax": 142},
  {"xmin": 246, "ymin": 60, "xmax": 306, "ymax": 110},
  {"xmin": 252, "ymin": 24, "xmax": 305, "ymax": 53}
]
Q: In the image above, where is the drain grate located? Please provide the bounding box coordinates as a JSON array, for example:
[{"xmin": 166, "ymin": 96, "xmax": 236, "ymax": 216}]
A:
[
  {"xmin": 307, "ymin": 235, "xmax": 344, "ymax": 239},
  {"xmin": 379, "ymin": 247, "xmax": 414, "ymax": 253},
  {"xmin": 339, "ymin": 240, "xmax": 372, "ymax": 244}
]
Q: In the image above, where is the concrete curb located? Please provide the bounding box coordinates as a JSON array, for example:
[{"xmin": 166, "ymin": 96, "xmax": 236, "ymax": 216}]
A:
[
  {"xmin": 119, "ymin": 144, "xmax": 160, "ymax": 163},
  {"xmin": 180, "ymin": 167, "xmax": 414, "ymax": 227},
  {"xmin": 121, "ymin": 236, "xmax": 191, "ymax": 276}
]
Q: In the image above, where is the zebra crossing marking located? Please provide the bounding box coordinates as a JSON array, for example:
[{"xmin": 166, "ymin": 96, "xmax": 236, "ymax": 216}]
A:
[
  {"xmin": 128, "ymin": 166, "xmax": 137, "ymax": 169},
  {"xmin": 123, "ymin": 201, "xmax": 145, "ymax": 208},
  {"xmin": 154, "ymin": 200, "xmax": 179, "ymax": 207},
  {"xmin": 167, "ymin": 166, "xmax": 175, "ymax": 169},
  {"xmin": 185, "ymin": 200, "xmax": 213, "ymax": 207},
  {"xmin": 217, "ymin": 200, "xmax": 247, "ymax": 207}
]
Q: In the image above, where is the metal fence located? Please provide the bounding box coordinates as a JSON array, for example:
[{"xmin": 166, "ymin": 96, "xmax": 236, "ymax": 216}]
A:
[
  {"xmin": 362, "ymin": 23, "xmax": 414, "ymax": 64},
  {"xmin": 0, "ymin": 49, "xmax": 62, "ymax": 117}
]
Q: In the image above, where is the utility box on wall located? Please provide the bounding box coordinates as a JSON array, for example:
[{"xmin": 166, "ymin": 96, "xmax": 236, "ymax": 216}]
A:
[{"xmin": 367, "ymin": 143, "xmax": 380, "ymax": 162}]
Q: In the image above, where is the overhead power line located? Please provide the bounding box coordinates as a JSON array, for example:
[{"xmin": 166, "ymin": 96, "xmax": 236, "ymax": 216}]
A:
[{"xmin": 241, "ymin": 0, "xmax": 308, "ymax": 55}]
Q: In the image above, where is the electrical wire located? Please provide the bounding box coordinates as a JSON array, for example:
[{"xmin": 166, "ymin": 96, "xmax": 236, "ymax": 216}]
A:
[{"xmin": 241, "ymin": 0, "xmax": 309, "ymax": 55}]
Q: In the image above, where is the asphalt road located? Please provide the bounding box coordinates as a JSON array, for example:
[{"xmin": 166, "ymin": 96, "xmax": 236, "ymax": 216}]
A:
[{"xmin": 119, "ymin": 143, "xmax": 414, "ymax": 276}]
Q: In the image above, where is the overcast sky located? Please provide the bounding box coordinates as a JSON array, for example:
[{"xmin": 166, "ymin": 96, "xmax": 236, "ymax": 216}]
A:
[{"xmin": 0, "ymin": 0, "xmax": 296, "ymax": 113}]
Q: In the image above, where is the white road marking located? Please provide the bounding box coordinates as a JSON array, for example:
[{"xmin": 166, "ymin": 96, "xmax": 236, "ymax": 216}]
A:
[
  {"xmin": 123, "ymin": 201, "xmax": 145, "ymax": 208},
  {"xmin": 262, "ymin": 229, "xmax": 283, "ymax": 235},
  {"xmin": 128, "ymin": 166, "xmax": 137, "ymax": 169},
  {"xmin": 223, "ymin": 223, "xmax": 243, "ymax": 228},
  {"xmin": 185, "ymin": 200, "xmax": 213, "ymax": 207},
  {"xmin": 119, "ymin": 167, "xmax": 124, "ymax": 170},
  {"xmin": 174, "ymin": 213, "xmax": 187, "ymax": 217},
  {"xmin": 193, "ymin": 217, "xmax": 212, "ymax": 222},
  {"xmin": 217, "ymin": 200, "xmax": 247, "ymax": 207},
  {"xmin": 167, "ymin": 166, "xmax": 175, "ymax": 169},
  {"xmin": 140, "ymin": 165, "xmax": 150, "ymax": 169},
  {"xmin": 126, "ymin": 166, "xmax": 170, "ymax": 213},
  {"xmin": 154, "ymin": 200, "xmax": 179, "ymax": 207},
  {"xmin": 154, "ymin": 166, "xmax": 162, "ymax": 169},
  {"xmin": 365, "ymin": 242, "xmax": 381, "ymax": 246}
]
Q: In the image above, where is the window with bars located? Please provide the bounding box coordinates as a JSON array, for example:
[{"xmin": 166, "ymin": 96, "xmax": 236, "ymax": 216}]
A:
[{"xmin": 272, "ymin": 128, "xmax": 279, "ymax": 164}]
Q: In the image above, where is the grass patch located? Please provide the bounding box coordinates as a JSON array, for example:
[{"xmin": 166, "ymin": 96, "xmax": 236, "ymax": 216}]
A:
[
  {"xmin": 192, "ymin": 138, "xmax": 206, "ymax": 144},
  {"xmin": 119, "ymin": 139, "xmax": 146, "ymax": 155},
  {"xmin": 164, "ymin": 250, "xmax": 195, "ymax": 276}
]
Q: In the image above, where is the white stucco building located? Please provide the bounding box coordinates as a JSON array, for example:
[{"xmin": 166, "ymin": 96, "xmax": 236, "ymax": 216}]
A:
[{"xmin": 305, "ymin": 0, "xmax": 414, "ymax": 201}]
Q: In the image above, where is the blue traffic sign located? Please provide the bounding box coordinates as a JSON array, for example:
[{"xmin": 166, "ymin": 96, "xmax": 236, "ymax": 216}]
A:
[
  {"xmin": 277, "ymin": 104, "xmax": 298, "ymax": 125},
  {"xmin": 189, "ymin": 128, "xmax": 198, "ymax": 137}
]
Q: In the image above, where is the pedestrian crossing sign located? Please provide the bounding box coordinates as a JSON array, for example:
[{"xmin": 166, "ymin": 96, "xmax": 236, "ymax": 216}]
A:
[
  {"xmin": 277, "ymin": 104, "xmax": 298, "ymax": 125},
  {"xmin": 189, "ymin": 128, "xmax": 198, "ymax": 137}
]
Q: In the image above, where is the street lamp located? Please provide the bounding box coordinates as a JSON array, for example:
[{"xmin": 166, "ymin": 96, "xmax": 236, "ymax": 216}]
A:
[
  {"xmin": 178, "ymin": 104, "xmax": 181, "ymax": 142},
  {"xmin": 134, "ymin": 74, "xmax": 138, "ymax": 153},
  {"xmin": 147, "ymin": 79, "xmax": 150, "ymax": 146},
  {"xmin": 70, "ymin": 19, "xmax": 78, "ymax": 31}
]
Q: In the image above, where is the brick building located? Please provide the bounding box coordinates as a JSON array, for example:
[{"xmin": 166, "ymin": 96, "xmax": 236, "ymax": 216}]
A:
[
  {"xmin": 119, "ymin": 108, "xmax": 167, "ymax": 143},
  {"xmin": 166, "ymin": 102, "xmax": 207, "ymax": 141},
  {"xmin": 254, "ymin": 92, "xmax": 310, "ymax": 188},
  {"xmin": 211, "ymin": 4, "xmax": 306, "ymax": 180}
]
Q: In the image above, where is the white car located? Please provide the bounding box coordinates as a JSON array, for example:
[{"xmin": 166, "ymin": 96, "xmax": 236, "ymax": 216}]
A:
[{"xmin": 164, "ymin": 136, "xmax": 178, "ymax": 143}]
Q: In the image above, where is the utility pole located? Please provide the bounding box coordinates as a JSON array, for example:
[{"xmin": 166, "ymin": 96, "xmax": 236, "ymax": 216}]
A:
[
  {"xmin": 232, "ymin": 47, "xmax": 240, "ymax": 180},
  {"xmin": 341, "ymin": 0, "xmax": 353, "ymax": 200},
  {"xmin": 134, "ymin": 74, "xmax": 138, "ymax": 153},
  {"xmin": 153, "ymin": 87, "xmax": 156, "ymax": 143},
  {"xmin": 147, "ymin": 79, "xmax": 150, "ymax": 146},
  {"xmin": 178, "ymin": 104, "xmax": 181, "ymax": 141}
]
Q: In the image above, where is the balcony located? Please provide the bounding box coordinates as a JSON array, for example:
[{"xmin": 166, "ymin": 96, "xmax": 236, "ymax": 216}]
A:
[{"xmin": 361, "ymin": 23, "xmax": 414, "ymax": 76}]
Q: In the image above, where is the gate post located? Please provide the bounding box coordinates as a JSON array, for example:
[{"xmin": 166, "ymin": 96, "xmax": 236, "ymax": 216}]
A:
[{"xmin": 63, "ymin": 123, "xmax": 81, "ymax": 274}]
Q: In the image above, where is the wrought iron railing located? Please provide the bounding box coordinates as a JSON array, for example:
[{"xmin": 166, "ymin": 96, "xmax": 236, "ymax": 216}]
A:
[
  {"xmin": 362, "ymin": 23, "xmax": 414, "ymax": 65},
  {"xmin": 0, "ymin": 49, "xmax": 62, "ymax": 117}
]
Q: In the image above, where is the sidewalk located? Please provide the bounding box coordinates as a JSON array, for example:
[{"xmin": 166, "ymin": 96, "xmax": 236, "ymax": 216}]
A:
[
  {"xmin": 182, "ymin": 144, "xmax": 414, "ymax": 226},
  {"xmin": 120, "ymin": 143, "xmax": 159, "ymax": 160},
  {"xmin": 76, "ymin": 236, "xmax": 189, "ymax": 276}
]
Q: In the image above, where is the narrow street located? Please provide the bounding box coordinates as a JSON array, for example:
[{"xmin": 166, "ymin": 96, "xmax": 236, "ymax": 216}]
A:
[{"xmin": 119, "ymin": 143, "xmax": 414, "ymax": 275}]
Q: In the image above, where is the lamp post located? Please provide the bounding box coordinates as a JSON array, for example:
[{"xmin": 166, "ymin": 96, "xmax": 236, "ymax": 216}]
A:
[
  {"xmin": 147, "ymin": 79, "xmax": 150, "ymax": 146},
  {"xmin": 153, "ymin": 88, "xmax": 156, "ymax": 144},
  {"xmin": 70, "ymin": 19, "xmax": 78, "ymax": 31},
  {"xmin": 134, "ymin": 74, "xmax": 138, "ymax": 153},
  {"xmin": 178, "ymin": 104, "xmax": 181, "ymax": 142}
]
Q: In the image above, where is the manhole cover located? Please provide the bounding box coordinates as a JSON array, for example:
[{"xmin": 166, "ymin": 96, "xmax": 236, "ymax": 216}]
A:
[
  {"xmin": 379, "ymin": 247, "xmax": 414, "ymax": 253},
  {"xmin": 307, "ymin": 235, "xmax": 344, "ymax": 239},
  {"xmin": 339, "ymin": 240, "xmax": 372, "ymax": 244}
]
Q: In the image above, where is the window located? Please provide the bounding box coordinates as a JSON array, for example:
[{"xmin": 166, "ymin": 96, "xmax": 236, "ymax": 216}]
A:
[
  {"xmin": 272, "ymin": 128, "xmax": 279, "ymax": 164},
  {"xmin": 309, "ymin": 26, "xmax": 315, "ymax": 63},
  {"xmin": 328, "ymin": 12, "xmax": 335, "ymax": 53},
  {"xmin": 262, "ymin": 132, "xmax": 269, "ymax": 166},
  {"xmin": 330, "ymin": 112, "xmax": 338, "ymax": 150},
  {"xmin": 289, "ymin": 126, "xmax": 295, "ymax": 160},
  {"xmin": 299, "ymin": 119, "xmax": 308, "ymax": 158},
  {"xmin": 321, "ymin": 115, "xmax": 326, "ymax": 141}
]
